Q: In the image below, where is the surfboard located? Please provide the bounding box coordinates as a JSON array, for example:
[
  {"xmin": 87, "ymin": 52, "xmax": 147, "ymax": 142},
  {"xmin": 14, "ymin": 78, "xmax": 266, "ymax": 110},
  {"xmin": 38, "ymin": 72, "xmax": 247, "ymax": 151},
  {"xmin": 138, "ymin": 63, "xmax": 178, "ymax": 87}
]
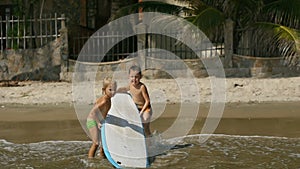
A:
[{"xmin": 101, "ymin": 93, "xmax": 149, "ymax": 168}]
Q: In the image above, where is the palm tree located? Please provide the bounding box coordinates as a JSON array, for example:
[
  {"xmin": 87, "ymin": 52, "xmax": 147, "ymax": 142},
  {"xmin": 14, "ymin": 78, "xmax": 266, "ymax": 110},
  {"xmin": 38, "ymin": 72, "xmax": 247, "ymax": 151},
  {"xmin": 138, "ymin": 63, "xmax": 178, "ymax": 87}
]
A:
[{"xmin": 110, "ymin": 0, "xmax": 300, "ymax": 67}]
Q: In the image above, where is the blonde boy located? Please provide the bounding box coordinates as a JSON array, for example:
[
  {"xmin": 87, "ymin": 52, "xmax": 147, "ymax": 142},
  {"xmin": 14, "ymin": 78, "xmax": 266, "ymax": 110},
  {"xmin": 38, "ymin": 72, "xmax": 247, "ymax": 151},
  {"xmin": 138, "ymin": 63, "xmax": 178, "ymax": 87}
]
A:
[{"xmin": 86, "ymin": 77, "xmax": 117, "ymax": 158}]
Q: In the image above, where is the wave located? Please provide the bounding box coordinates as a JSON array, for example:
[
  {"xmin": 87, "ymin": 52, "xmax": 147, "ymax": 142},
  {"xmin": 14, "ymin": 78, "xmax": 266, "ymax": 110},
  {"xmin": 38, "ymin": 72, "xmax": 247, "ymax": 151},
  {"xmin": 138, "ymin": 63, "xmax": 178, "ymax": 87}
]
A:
[
  {"xmin": 0, "ymin": 139, "xmax": 90, "ymax": 145},
  {"xmin": 183, "ymin": 133, "xmax": 299, "ymax": 139},
  {"xmin": 1, "ymin": 133, "xmax": 299, "ymax": 146},
  {"xmin": 0, "ymin": 139, "xmax": 14, "ymax": 145}
]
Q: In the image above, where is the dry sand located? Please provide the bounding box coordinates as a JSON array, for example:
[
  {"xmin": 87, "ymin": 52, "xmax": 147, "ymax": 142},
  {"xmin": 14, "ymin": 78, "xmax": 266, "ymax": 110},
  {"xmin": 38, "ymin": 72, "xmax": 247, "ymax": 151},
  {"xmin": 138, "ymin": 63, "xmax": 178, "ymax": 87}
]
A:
[{"xmin": 0, "ymin": 77, "xmax": 299, "ymax": 105}]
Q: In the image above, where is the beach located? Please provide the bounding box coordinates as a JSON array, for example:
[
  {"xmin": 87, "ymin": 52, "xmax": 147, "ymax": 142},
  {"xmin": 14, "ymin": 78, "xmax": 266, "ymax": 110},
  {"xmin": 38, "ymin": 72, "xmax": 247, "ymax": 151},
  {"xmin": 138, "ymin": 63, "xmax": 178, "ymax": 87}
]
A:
[
  {"xmin": 0, "ymin": 77, "xmax": 299, "ymax": 168},
  {"xmin": 0, "ymin": 77, "xmax": 299, "ymax": 143}
]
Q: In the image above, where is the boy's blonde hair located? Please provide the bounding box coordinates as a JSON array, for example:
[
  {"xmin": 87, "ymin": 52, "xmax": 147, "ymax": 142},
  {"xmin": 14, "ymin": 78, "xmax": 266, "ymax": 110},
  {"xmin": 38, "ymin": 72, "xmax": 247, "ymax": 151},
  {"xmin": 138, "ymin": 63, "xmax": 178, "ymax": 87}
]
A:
[{"xmin": 102, "ymin": 77, "xmax": 117, "ymax": 93}]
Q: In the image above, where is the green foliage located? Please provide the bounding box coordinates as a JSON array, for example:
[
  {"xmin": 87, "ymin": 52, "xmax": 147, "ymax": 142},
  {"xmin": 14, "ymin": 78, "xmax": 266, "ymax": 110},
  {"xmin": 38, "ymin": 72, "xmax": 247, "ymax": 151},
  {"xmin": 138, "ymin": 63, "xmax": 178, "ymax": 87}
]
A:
[
  {"xmin": 51, "ymin": 0, "xmax": 80, "ymax": 25},
  {"xmin": 192, "ymin": 7, "xmax": 225, "ymax": 35},
  {"xmin": 262, "ymin": 0, "xmax": 300, "ymax": 28},
  {"xmin": 6, "ymin": 21, "xmax": 26, "ymax": 49},
  {"xmin": 252, "ymin": 22, "xmax": 300, "ymax": 65},
  {"xmin": 110, "ymin": 0, "xmax": 300, "ymax": 65},
  {"xmin": 12, "ymin": 0, "xmax": 41, "ymax": 17}
]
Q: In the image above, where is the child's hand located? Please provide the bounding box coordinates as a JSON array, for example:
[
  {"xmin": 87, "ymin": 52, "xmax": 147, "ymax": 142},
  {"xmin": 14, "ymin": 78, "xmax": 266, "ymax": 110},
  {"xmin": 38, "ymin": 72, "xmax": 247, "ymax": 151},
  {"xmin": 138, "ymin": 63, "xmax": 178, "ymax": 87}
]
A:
[{"xmin": 98, "ymin": 123, "xmax": 102, "ymax": 129}]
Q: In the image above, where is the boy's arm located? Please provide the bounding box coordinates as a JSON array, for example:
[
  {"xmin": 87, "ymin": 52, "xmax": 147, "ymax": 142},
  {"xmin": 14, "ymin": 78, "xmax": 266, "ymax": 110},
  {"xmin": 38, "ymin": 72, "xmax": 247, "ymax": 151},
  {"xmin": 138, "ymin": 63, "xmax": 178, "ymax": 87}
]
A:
[
  {"xmin": 140, "ymin": 85, "xmax": 151, "ymax": 114},
  {"xmin": 88, "ymin": 106, "xmax": 102, "ymax": 129},
  {"xmin": 90, "ymin": 100, "xmax": 106, "ymax": 127},
  {"xmin": 94, "ymin": 100, "xmax": 108, "ymax": 119}
]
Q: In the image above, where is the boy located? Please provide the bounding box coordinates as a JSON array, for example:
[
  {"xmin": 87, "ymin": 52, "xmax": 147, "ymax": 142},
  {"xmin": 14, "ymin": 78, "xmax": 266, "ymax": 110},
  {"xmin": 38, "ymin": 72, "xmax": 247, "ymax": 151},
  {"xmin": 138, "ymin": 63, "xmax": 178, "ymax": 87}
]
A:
[
  {"xmin": 86, "ymin": 77, "xmax": 117, "ymax": 158},
  {"xmin": 118, "ymin": 65, "xmax": 152, "ymax": 137}
]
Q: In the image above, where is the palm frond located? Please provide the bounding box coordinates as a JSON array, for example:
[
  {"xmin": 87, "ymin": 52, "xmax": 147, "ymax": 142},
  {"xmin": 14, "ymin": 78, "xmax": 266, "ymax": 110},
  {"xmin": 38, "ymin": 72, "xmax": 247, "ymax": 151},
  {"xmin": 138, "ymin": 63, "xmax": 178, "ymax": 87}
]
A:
[
  {"xmin": 263, "ymin": 0, "xmax": 300, "ymax": 28},
  {"xmin": 185, "ymin": 16, "xmax": 196, "ymax": 23},
  {"xmin": 222, "ymin": 0, "xmax": 264, "ymax": 28},
  {"xmin": 254, "ymin": 22, "xmax": 300, "ymax": 65},
  {"xmin": 185, "ymin": 0, "xmax": 210, "ymax": 14},
  {"xmin": 192, "ymin": 7, "xmax": 225, "ymax": 35}
]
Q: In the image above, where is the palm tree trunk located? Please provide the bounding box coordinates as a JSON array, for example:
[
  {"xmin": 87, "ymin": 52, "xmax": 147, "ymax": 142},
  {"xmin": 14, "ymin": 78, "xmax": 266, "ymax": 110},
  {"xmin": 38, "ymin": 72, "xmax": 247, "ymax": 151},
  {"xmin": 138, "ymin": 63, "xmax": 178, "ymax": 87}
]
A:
[{"xmin": 96, "ymin": 0, "xmax": 111, "ymax": 28}]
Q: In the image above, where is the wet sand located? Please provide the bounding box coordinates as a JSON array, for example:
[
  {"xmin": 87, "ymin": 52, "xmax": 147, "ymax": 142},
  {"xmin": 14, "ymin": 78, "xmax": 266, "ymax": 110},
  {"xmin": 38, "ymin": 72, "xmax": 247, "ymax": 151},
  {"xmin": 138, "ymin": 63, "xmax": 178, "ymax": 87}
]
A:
[{"xmin": 0, "ymin": 102, "xmax": 299, "ymax": 143}]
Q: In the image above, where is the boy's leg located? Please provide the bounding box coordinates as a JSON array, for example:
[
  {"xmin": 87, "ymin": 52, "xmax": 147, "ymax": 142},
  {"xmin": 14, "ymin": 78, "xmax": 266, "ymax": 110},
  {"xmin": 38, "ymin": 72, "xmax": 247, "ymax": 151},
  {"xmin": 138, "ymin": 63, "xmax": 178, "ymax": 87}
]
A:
[
  {"xmin": 141, "ymin": 111, "xmax": 152, "ymax": 137},
  {"xmin": 88, "ymin": 126, "xmax": 99, "ymax": 158},
  {"xmin": 99, "ymin": 146, "xmax": 106, "ymax": 158},
  {"xmin": 88, "ymin": 143, "xmax": 99, "ymax": 158},
  {"xmin": 143, "ymin": 122, "xmax": 151, "ymax": 137}
]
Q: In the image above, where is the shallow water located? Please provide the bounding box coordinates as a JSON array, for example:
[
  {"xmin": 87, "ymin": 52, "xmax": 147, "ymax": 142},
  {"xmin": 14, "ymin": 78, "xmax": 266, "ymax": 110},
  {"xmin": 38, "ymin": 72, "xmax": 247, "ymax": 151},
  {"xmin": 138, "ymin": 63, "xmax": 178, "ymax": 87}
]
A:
[
  {"xmin": 0, "ymin": 102, "xmax": 300, "ymax": 168},
  {"xmin": 1, "ymin": 134, "xmax": 299, "ymax": 168}
]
